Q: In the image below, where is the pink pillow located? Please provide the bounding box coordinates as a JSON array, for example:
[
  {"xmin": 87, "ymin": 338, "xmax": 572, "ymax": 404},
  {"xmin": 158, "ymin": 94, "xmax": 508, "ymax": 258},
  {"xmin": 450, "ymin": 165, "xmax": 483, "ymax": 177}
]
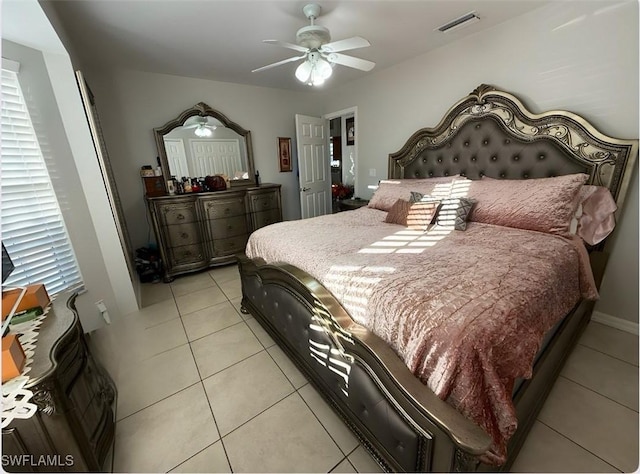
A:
[
  {"xmin": 465, "ymin": 174, "xmax": 589, "ymax": 236},
  {"xmin": 368, "ymin": 177, "xmax": 458, "ymax": 211},
  {"xmin": 571, "ymin": 185, "xmax": 617, "ymax": 245},
  {"xmin": 384, "ymin": 198, "xmax": 441, "ymax": 231}
]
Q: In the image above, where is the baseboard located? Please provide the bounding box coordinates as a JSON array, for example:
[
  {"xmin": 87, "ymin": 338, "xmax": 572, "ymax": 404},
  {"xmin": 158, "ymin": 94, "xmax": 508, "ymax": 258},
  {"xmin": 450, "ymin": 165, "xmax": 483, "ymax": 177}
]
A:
[{"xmin": 591, "ymin": 311, "xmax": 639, "ymax": 335}]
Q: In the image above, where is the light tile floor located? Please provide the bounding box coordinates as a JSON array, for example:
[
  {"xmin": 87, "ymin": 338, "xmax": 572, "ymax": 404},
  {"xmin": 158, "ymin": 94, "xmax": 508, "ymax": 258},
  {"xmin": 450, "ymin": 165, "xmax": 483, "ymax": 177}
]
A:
[{"xmin": 88, "ymin": 264, "xmax": 639, "ymax": 473}]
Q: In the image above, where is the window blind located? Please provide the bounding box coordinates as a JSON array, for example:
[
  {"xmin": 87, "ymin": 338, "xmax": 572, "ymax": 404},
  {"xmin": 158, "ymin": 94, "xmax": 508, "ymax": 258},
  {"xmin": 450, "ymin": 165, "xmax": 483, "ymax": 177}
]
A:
[{"xmin": 1, "ymin": 67, "xmax": 84, "ymax": 295}]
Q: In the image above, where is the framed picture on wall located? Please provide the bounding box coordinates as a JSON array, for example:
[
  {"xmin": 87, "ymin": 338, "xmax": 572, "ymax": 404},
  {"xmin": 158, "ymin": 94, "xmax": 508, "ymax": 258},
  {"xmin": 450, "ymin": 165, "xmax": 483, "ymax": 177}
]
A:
[
  {"xmin": 346, "ymin": 117, "xmax": 355, "ymax": 146},
  {"xmin": 278, "ymin": 137, "xmax": 292, "ymax": 172}
]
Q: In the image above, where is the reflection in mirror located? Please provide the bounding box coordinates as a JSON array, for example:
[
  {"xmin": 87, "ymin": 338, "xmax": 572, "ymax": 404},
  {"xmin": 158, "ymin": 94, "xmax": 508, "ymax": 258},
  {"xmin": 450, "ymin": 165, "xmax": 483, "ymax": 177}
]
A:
[
  {"xmin": 163, "ymin": 116, "xmax": 249, "ymax": 180},
  {"xmin": 154, "ymin": 102, "xmax": 255, "ymax": 189}
]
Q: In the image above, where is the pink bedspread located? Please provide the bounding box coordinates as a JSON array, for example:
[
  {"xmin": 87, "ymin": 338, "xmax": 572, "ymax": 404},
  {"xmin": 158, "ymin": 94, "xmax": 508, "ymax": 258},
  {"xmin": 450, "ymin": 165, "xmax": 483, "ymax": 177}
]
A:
[{"xmin": 246, "ymin": 207, "xmax": 597, "ymax": 464}]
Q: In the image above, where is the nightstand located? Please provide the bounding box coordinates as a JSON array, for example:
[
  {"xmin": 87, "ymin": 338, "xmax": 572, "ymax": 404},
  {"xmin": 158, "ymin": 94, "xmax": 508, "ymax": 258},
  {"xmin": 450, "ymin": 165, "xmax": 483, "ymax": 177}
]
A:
[{"xmin": 337, "ymin": 198, "xmax": 369, "ymax": 212}]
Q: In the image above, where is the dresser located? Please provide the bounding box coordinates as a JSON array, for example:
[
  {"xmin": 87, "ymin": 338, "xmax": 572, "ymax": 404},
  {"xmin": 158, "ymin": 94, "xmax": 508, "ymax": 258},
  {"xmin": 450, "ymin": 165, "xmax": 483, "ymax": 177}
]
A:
[
  {"xmin": 146, "ymin": 183, "xmax": 282, "ymax": 281},
  {"xmin": 2, "ymin": 293, "xmax": 116, "ymax": 472}
]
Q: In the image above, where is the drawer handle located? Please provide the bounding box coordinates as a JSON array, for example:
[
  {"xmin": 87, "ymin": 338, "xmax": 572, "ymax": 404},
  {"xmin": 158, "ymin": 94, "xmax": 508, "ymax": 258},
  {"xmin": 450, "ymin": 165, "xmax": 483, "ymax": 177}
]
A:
[
  {"xmin": 177, "ymin": 213, "xmax": 185, "ymax": 220},
  {"xmin": 181, "ymin": 232, "xmax": 189, "ymax": 239},
  {"xmin": 227, "ymin": 225, "xmax": 233, "ymax": 230},
  {"xmin": 184, "ymin": 250, "xmax": 192, "ymax": 257}
]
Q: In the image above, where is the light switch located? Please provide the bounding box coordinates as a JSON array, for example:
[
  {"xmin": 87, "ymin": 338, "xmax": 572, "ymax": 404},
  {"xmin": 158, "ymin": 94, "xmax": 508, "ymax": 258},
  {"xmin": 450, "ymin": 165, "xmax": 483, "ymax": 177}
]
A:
[{"xmin": 369, "ymin": 168, "xmax": 377, "ymax": 177}]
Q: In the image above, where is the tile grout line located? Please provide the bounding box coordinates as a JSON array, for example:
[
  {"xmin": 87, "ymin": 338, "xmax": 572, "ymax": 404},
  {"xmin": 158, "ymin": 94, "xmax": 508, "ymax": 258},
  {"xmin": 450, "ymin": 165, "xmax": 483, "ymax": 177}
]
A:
[
  {"xmin": 187, "ymin": 318, "xmax": 250, "ymax": 344},
  {"xmin": 576, "ymin": 341, "xmax": 639, "ymax": 368},
  {"xmin": 230, "ymin": 276, "xmax": 374, "ymax": 471},
  {"xmin": 218, "ymin": 390, "xmax": 296, "ymax": 441},
  {"xmin": 179, "ymin": 277, "xmax": 384, "ymax": 472},
  {"xmin": 535, "ymin": 419, "xmax": 624, "ymax": 473},
  {"xmin": 558, "ymin": 374, "xmax": 639, "ymax": 413},
  {"xmin": 196, "ymin": 273, "xmax": 239, "ymax": 472},
  {"xmin": 190, "ymin": 274, "xmax": 300, "ymax": 467},
  {"xmin": 115, "ymin": 380, "xmax": 201, "ymax": 423},
  {"xmin": 174, "ymin": 279, "xmax": 235, "ymax": 473},
  {"xmin": 117, "ymin": 277, "xmax": 234, "ymax": 470},
  {"xmin": 258, "ymin": 327, "xmax": 365, "ymax": 469},
  {"xmin": 296, "ymin": 384, "xmax": 358, "ymax": 460},
  {"xmin": 165, "ymin": 440, "xmax": 221, "ymax": 473}
]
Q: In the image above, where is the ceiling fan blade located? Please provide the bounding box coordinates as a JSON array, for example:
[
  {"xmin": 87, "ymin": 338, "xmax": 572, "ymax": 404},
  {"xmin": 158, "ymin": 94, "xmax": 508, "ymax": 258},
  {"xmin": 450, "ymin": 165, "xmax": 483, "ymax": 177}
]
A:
[
  {"xmin": 263, "ymin": 39, "xmax": 308, "ymax": 53},
  {"xmin": 328, "ymin": 53, "xmax": 375, "ymax": 72},
  {"xmin": 321, "ymin": 36, "xmax": 370, "ymax": 53},
  {"xmin": 252, "ymin": 54, "xmax": 306, "ymax": 73}
]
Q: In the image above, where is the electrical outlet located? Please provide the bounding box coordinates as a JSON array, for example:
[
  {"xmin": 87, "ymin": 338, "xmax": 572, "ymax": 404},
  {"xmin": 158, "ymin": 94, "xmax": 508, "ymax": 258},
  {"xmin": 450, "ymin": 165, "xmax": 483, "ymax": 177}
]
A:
[
  {"xmin": 96, "ymin": 300, "xmax": 107, "ymax": 313},
  {"xmin": 95, "ymin": 300, "xmax": 111, "ymax": 324}
]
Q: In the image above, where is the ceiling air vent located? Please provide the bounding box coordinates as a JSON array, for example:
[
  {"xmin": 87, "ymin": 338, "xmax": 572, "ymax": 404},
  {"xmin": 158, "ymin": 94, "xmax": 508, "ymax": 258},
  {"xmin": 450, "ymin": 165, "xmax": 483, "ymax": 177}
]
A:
[{"xmin": 437, "ymin": 12, "xmax": 480, "ymax": 33}]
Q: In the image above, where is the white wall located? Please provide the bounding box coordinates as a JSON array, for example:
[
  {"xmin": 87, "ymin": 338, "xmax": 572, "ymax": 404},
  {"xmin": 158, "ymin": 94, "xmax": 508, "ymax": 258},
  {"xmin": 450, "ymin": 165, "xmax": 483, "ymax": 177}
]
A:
[
  {"xmin": 2, "ymin": 37, "xmax": 137, "ymax": 332},
  {"xmin": 320, "ymin": 1, "xmax": 639, "ymax": 323},
  {"xmin": 83, "ymin": 69, "xmax": 321, "ymax": 250}
]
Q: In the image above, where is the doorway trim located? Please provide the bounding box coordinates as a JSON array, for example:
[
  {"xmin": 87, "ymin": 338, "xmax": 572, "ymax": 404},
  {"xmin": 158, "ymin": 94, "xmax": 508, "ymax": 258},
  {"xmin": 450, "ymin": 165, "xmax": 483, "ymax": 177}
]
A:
[{"xmin": 324, "ymin": 106, "xmax": 358, "ymax": 197}]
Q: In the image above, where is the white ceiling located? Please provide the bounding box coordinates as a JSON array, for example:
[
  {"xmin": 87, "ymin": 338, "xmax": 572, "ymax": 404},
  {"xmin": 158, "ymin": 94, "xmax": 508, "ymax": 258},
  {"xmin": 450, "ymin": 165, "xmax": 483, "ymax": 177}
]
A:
[{"xmin": 42, "ymin": 0, "xmax": 549, "ymax": 92}]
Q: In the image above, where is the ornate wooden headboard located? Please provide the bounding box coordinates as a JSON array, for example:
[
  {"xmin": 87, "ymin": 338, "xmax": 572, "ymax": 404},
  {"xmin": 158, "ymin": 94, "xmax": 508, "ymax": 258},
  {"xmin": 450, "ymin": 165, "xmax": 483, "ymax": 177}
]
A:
[{"xmin": 389, "ymin": 84, "xmax": 638, "ymax": 214}]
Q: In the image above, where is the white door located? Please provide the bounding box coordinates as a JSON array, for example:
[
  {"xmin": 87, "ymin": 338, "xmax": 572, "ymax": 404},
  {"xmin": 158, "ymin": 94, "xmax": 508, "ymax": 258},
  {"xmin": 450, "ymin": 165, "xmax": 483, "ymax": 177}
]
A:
[
  {"xmin": 295, "ymin": 114, "xmax": 330, "ymax": 219},
  {"xmin": 163, "ymin": 138, "xmax": 189, "ymax": 178},
  {"xmin": 189, "ymin": 139, "xmax": 242, "ymax": 177}
]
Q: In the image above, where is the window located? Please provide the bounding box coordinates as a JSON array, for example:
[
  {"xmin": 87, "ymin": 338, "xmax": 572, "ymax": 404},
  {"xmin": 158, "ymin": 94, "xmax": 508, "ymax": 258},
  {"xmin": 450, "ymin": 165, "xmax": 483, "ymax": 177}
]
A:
[{"xmin": 1, "ymin": 65, "xmax": 83, "ymax": 295}]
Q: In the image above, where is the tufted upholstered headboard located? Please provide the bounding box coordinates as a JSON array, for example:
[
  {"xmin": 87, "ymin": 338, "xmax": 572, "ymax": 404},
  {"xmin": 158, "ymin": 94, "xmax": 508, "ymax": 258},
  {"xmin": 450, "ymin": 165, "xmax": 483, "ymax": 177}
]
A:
[{"xmin": 389, "ymin": 84, "xmax": 638, "ymax": 214}]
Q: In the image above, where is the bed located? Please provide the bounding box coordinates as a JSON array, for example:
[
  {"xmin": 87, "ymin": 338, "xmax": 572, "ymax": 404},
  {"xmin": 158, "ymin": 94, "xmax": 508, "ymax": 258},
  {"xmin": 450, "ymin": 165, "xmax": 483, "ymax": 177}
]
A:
[{"xmin": 238, "ymin": 85, "xmax": 637, "ymax": 472}]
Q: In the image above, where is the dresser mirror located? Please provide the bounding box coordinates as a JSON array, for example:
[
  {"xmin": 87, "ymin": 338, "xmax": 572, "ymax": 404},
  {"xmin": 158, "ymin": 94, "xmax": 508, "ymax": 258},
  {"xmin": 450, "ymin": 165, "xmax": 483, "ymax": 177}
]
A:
[{"xmin": 154, "ymin": 102, "xmax": 255, "ymax": 189}]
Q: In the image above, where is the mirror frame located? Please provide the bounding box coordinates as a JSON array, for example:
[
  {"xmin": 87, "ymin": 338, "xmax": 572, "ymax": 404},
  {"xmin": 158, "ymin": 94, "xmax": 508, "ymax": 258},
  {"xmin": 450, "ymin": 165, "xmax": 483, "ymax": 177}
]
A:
[{"xmin": 154, "ymin": 102, "xmax": 255, "ymax": 190}]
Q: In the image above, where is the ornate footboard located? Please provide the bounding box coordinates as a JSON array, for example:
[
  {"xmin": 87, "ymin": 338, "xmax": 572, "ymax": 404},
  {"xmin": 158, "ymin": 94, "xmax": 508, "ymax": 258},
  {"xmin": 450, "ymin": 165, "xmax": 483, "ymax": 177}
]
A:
[
  {"xmin": 239, "ymin": 255, "xmax": 492, "ymax": 472},
  {"xmin": 239, "ymin": 254, "xmax": 597, "ymax": 472}
]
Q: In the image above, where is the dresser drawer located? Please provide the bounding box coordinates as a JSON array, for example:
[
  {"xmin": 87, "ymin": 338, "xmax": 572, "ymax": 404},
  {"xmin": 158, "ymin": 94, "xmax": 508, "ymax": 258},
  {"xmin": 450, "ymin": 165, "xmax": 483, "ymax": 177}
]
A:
[
  {"xmin": 203, "ymin": 197, "xmax": 246, "ymax": 219},
  {"xmin": 158, "ymin": 202, "xmax": 197, "ymax": 225},
  {"xmin": 252, "ymin": 209, "xmax": 281, "ymax": 230},
  {"xmin": 166, "ymin": 222, "xmax": 201, "ymax": 247},
  {"xmin": 249, "ymin": 192, "xmax": 279, "ymax": 212},
  {"xmin": 168, "ymin": 244, "xmax": 205, "ymax": 266},
  {"xmin": 212, "ymin": 235, "xmax": 248, "ymax": 257},
  {"xmin": 209, "ymin": 215, "xmax": 248, "ymax": 239}
]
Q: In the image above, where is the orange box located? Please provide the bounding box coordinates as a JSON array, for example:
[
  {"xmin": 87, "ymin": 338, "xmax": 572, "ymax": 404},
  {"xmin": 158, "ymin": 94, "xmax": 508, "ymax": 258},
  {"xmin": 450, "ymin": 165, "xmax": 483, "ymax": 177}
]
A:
[
  {"xmin": 2, "ymin": 334, "xmax": 26, "ymax": 382},
  {"xmin": 2, "ymin": 289, "xmax": 22, "ymax": 321},
  {"xmin": 2, "ymin": 284, "xmax": 50, "ymax": 321}
]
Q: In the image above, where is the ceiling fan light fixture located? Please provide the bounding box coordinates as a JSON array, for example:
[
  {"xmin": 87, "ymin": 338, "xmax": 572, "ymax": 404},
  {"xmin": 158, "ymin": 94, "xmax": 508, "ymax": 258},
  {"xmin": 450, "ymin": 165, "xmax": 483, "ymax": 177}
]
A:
[
  {"xmin": 316, "ymin": 57, "xmax": 333, "ymax": 79},
  {"xmin": 194, "ymin": 124, "xmax": 213, "ymax": 137},
  {"xmin": 297, "ymin": 54, "xmax": 332, "ymax": 86},
  {"xmin": 295, "ymin": 60, "xmax": 313, "ymax": 83}
]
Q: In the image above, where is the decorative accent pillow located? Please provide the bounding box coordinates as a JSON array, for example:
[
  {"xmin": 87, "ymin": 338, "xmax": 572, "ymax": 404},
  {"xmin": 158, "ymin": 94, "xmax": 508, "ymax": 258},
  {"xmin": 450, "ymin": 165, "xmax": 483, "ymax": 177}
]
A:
[
  {"xmin": 410, "ymin": 192, "xmax": 475, "ymax": 230},
  {"xmin": 570, "ymin": 185, "xmax": 617, "ymax": 245},
  {"xmin": 384, "ymin": 199, "xmax": 412, "ymax": 225},
  {"xmin": 466, "ymin": 174, "xmax": 589, "ymax": 236},
  {"xmin": 384, "ymin": 198, "xmax": 440, "ymax": 231},
  {"xmin": 368, "ymin": 176, "xmax": 458, "ymax": 211}
]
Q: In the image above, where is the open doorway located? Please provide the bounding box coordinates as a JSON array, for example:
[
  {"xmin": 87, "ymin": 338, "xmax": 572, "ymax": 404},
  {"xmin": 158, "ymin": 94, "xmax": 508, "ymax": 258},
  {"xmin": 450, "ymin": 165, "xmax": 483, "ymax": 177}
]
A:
[{"xmin": 325, "ymin": 107, "xmax": 357, "ymax": 213}]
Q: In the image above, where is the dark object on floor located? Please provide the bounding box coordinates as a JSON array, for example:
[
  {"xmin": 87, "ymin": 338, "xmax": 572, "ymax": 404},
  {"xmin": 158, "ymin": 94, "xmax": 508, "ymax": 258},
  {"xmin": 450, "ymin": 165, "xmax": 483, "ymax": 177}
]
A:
[{"xmin": 135, "ymin": 247, "xmax": 163, "ymax": 283}]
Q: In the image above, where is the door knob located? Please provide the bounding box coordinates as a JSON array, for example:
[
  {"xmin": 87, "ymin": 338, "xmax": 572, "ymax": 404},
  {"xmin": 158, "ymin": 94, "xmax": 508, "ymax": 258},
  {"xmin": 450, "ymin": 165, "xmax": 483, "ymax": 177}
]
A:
[{"xmin": 301, "ymin": 187, "xmax": 311, "ymax": 192}]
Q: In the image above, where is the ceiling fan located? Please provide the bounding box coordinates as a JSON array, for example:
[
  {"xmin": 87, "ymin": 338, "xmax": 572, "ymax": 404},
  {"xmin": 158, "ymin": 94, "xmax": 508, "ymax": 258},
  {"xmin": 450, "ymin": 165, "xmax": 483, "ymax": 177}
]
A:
[
  {"xmin": 252, "ymin": 3, "xmax": 376, "ymax": 86},
  {"xmin": 183, "ymin": 116, "xmax": 218, "ymax": 137}
]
